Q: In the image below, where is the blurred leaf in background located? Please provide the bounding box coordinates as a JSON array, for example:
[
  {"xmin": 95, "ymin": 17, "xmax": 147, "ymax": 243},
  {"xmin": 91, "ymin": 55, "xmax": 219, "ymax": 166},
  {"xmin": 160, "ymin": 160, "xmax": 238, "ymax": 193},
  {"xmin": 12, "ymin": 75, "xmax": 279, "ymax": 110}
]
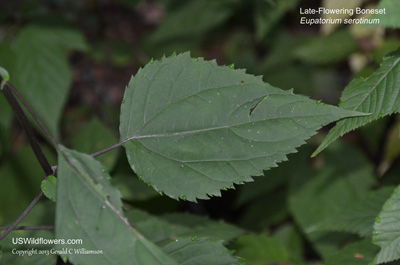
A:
[
  {"xmin": 0, "ymin": 146, "xmax": 55, "ymax": 223},
  {"xmin": 10, "ymin": 26, "xmax": 88, "ymax": 139},
  {"xmin": 71, "ymin": 117, "xmax": 118, "ymax": 171},
  {"xmin": 373, "ymin": 0, "xmax": 400, "ymax": 29},
  {"xmin": 289, "ymin": 142, "xmax": 376, "ymax": 257},
  {"xmin": 235, "ymin": 233, "xmax": 289, "ymax": 265},
  {"xmin": 254, "ymin": 0, "xmax": 300, "ymax": 40}
]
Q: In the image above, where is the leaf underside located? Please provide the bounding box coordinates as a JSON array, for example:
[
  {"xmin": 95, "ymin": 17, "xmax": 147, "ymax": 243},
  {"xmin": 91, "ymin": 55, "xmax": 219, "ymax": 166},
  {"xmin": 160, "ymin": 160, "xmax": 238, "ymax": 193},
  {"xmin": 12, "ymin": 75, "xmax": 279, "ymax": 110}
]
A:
[
  {"xmin": 120, "ymin": 52, "xmax": 364, "ymax": 201},
  {"xmin": 313, "ymin": 48, "xmax": 400, "ymax": 157}
]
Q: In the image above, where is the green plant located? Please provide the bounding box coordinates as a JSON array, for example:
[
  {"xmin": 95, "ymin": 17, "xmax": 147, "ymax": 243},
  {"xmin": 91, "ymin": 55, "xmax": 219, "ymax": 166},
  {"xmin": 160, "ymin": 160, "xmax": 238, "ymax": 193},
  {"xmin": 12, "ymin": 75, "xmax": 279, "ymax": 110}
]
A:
[{"xmin": 1, "ymin": 1, "xmax": 400, "ymax": 265}]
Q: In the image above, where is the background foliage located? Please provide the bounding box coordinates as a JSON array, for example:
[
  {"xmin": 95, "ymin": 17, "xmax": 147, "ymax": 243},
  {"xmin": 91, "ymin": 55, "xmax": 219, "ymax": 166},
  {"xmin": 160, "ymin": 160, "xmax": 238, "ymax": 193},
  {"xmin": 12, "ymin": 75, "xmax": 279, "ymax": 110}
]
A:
[{"xmin": 0, "ymin": 0, "xmax": 400, "ymax": 264}]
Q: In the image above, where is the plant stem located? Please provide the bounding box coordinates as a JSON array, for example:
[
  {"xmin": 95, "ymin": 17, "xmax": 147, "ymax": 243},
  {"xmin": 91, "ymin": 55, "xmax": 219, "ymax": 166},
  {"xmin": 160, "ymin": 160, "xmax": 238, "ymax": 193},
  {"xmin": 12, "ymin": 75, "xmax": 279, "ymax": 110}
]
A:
[
  {"xmin": 0, "ymin": 80, "xmax": 55, "ymax": 240},
  {"xmin": 1, "ymin": 83, "xmax": 54, "ymax": 177},
  {"xmin": 0, "ymin": 225, "xmax": 54, "ymax": 231},
  {"xmin": 52, "ymin": 142, "xmax": 125, "ymax": 172},
  {"xmin": 7, "ymin": 82, "xmax": 58, "ymax": 148},
  {"xmin": 90, "ymin": 142, "xmax": 123, "ymax": 157},
  {"xmin": 0, "ymin": 191, "xmax": 43, "ymax": 240}
]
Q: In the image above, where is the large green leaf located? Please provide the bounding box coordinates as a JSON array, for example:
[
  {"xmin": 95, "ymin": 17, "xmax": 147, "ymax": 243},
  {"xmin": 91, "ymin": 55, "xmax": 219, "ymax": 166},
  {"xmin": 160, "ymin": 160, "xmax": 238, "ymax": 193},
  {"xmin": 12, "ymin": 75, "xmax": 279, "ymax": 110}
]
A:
[
  {"xmin": 372, "ymin": 0, "xmax": 400, "ymax": 29},
  {"xmin": 313, "ymin": 48, "xmax": 400, "ymax": 156},
  {"xmin": 55, "ymin": 146, "xmax": 178, "ymax": 265},
  {"xmin": 373, "ymin": 184, "xmax": 400, "ymax": 264},
  {"xmin": 12, "ymin": 26, "xmax": 86, "ymax": 139},
  {"xmin": 120, "ymin": 52, "xmax": 365, "ymax": 201},
  {"xmin": 314, "ymin": 187, "xmax": 394, "ymax": 237}
]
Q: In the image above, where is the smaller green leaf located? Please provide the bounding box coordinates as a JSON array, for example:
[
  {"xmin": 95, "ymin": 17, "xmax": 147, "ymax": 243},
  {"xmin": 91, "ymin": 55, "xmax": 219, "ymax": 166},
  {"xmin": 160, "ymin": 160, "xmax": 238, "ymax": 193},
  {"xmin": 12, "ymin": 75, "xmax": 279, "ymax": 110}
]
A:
[
  {"xmin": 313, "ymin": 48, "xmax": 400, "ymax": 157},
  {"xmin": 324, "ymin": 239, "xmax": 379, "ymax": 265},
  {"xmin": 41, "ymin": 175, "xmax": 57, "ymax": 202}
]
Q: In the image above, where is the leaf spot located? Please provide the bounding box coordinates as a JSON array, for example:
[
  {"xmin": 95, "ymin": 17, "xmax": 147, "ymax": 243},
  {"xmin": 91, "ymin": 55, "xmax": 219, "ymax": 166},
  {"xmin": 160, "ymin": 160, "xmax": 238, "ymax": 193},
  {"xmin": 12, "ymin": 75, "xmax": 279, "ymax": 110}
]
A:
[{"xmin": 354, "ymin": 253, "xmax": 364, "ymax": 259}]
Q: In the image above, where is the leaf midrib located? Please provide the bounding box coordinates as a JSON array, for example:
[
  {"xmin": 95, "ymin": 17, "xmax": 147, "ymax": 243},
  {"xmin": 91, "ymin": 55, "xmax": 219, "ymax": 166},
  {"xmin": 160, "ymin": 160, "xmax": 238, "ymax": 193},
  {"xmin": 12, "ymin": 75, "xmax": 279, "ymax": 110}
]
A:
[{"xmin": 122, "ymin": 112, "xmax": 324, "ymax": 145}]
